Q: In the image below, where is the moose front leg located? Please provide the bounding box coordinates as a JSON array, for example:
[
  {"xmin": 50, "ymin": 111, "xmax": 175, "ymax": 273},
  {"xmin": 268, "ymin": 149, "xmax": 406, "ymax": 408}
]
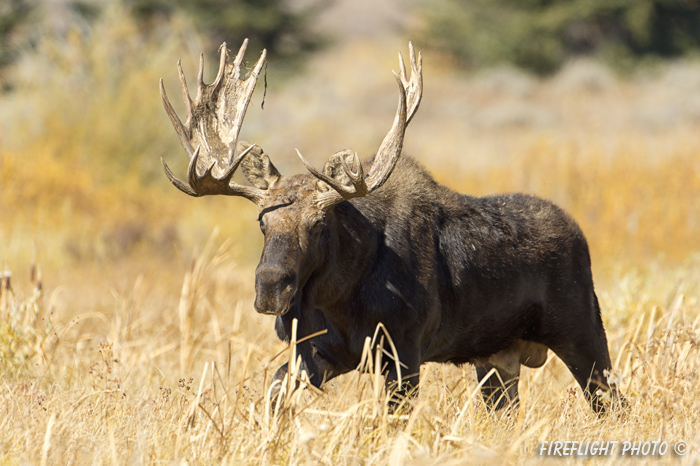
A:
[
  {"xmin": 268, "ymin": 360, "xmax": 320, "ymax": 413},
  {"xmin": 269, "ymin": 362, "xmax": 296, "ymax": 406},
  {"xmin": 384, "ymin": 353, "xmax": 420, "ymax": 413},
  {"xmin": 269, "ymin": 343, "xmax": 346, "ymax": 410}
]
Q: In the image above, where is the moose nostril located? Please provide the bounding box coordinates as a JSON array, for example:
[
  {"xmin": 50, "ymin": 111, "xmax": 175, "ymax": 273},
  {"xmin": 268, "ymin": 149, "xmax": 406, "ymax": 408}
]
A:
[
  {"xmin": 254, "ymin": 266, "xmax": 297, "ymax": 315},
  {"xmin": 256, "ymin": 265, "xmax": 295, "ymax": 287}
]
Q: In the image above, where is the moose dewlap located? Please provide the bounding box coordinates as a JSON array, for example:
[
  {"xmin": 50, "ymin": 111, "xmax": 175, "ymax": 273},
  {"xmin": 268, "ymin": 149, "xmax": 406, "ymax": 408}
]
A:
[{"xmin": 159, "ymin": 39, "xmax": 622, "ymax": 413}]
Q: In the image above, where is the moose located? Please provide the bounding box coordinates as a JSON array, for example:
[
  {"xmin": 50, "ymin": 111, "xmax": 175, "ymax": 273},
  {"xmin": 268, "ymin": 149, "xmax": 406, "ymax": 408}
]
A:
[{"xmin": 159, "ymin": 40, "xmax": 622, "ymax": 413}]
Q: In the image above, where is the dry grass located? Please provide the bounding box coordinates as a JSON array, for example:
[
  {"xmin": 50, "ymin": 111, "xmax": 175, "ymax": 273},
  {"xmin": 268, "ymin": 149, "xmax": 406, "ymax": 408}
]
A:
[
  {"xmin": 1, "ymin": 8, "xmax": 700, "ymax": 465},
  {"xmin": 1, "ymin": 244, "xmax": 698, "ymax": 465}
]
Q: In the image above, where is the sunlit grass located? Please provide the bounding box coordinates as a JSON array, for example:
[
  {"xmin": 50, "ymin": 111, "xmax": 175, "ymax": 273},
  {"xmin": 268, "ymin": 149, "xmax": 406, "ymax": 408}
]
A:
[
  {"xmin": 0, "ymin": 246, "xmax": 697, "ymax": 464},
  {"xmin": 0, "ymin": 6, "xmax": 699, "ymax": 465}
]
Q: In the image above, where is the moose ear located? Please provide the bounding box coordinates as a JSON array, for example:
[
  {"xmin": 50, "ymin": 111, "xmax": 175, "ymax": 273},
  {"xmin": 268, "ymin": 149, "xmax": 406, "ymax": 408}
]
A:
[
  {"xmin": 318, "ymin": 149, "xmax": 356, "ymax": 192},
  {"xmin": 239, "ymin": 141, "xmax": 281, "ymax": 190}
]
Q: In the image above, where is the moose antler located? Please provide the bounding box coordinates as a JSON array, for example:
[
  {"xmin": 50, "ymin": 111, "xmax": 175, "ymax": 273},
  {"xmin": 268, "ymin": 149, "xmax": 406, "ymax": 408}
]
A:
[
  {"xmin": 398, "ymin": 42, "xmax": 423, "ymax": 125},
  {"xmin": 297, "ymin": 42, "xmax": 423, "ymax": 210},
  {"xmin": 160, "ymin": 40, "xmax": 267, "ymax": 203}
]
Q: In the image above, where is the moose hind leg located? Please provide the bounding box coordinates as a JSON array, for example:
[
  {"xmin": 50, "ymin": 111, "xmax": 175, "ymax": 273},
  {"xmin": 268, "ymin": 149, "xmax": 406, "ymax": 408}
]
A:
[
  {"xmin": 475, "ymin": 340, "xmax": 541, "ymax": 411},
  {"xmin": 551, "ymin": 338, "xmax": 620, "ymax": 413},
  {"xmin": 547, "ymin": 302, "xmax": 622, "ymax": 414},
  {"xmin": 475, "ymin": 362, "xmax": 520, "ymax": 411}
]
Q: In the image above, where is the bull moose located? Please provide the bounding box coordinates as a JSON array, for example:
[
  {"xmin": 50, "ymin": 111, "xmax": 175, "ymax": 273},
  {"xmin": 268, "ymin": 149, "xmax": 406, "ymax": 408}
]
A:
[{"xmin": 159, "ymin": 40, "xmax": 622, "ymax": 413}]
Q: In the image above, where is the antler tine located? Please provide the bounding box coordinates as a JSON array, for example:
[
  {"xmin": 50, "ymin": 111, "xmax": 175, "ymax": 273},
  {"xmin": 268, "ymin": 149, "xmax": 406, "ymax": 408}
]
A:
[
  {"xmin": 212, "ymin": 43, "xmax": 227, "ymax": 91},
  {"xmin": 401, "ymin": 41, "xmax": 422, "ymax": 125},
  {"xmin": 195, "ymin": 52, "xmax": 206, "ymax": 102},
  {"xmin": 187, "ymin": 145, "xmax": 211, "ymax": 193},
  {"xmin": 227, "ymin": 47, "xmax": 267, "ymax": 165},
  {"xmin": 161, "ymin": 156, "xmax": 197, "ymax": 197},
  {"xmin": 233, "ymin": 39, "xmax": 248, "ymax": 69},
  {"xmin": 177, "ymin": 59, "xmax": 194, "ymax": 130},
  {"xmin": 162, "ymin": 143, "xmax": 264, "ymax": 202},
  {"xmin": 342, "ymin": 151, "xmax": 365, "ymax": 188},
  {"xmin": 296, "ymin": 149, "xmax": 344, "ymax": 193},
  {"xmin": 160, "ymin": 78, "xmax": 194, "ymax": 158},
  {"xmin": 296, "ymin": 149, "xmax": 367, "ymax": 198},
  {"xmin": 399, "ymin": 50, "xmax": 408, "ymax": 84}
]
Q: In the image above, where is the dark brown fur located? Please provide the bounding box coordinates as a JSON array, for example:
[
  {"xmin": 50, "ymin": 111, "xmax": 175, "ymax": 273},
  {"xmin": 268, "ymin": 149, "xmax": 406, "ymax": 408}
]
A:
[
  {"xmin": 245, "ymin": 151, "xmax": 621, "ymax": 413},
  {"xmin": 159, "ymin": 41, "xmax": 622, "ymax": 413}
]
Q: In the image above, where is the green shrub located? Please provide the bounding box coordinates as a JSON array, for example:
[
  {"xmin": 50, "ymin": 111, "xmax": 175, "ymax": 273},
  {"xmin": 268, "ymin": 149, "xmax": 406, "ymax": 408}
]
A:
[{"xmin": 419, "ymin": 0, "xmax": 700, "ymax": 74}]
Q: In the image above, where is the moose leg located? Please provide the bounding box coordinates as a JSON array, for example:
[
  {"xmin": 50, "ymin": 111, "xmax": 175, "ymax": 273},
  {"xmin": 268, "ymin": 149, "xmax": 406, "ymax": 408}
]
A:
[
  {"xmin": 546, "ymin": 295, "xmax": 624, "ymax": 414},
  {"xmin": 476, "ymin": 341, "xmax": 526, "ymax": 411},
  {"xmin": 384, "ymin": 357, "xmax": 420, "ymax": 412},
  {"xmin": 269, "ymin": 362, "xmax": 313, "ymax": 410},
  {"xmin": 269, "ymin": 362, "xmax": 289, "ymax": 404},
  {"xmin": 550, "ymin": 338, "xmax": 621, "ymax": 414},
  {"xmin": 269, "ymin": 347, "xmax": 346, "ymax": 411},
  {"xmin": 475, "ymin": 362, "xmax": 520, "ymax": 411}
]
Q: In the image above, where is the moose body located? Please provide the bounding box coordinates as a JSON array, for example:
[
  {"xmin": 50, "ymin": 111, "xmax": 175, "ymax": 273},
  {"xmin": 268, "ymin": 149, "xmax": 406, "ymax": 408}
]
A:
[
  {"xmin": 264, "ymin": 156, "xmax": 611, "ymax": 410},
  {"xmin": 160, "ymin": 40, "xmax": 620, "ymax": 412}
]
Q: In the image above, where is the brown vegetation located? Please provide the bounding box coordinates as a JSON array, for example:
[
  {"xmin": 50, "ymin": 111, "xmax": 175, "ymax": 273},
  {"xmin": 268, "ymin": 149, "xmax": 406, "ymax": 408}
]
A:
[{"xmin": 0, "ymin": 9, "xmax": 698, "ymax": 465}]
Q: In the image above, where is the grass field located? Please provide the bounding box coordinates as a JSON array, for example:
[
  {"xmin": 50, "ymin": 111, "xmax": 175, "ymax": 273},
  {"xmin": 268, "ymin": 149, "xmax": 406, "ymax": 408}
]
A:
[{"xmin": 1, "ymin": 9, "xmax": 700, "ymax": 465}]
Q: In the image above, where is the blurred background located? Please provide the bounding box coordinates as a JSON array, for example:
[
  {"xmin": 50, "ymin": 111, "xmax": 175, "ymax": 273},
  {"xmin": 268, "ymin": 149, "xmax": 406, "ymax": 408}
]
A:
[
  {"xmin": 1, "ymin": 0, "xmax": 699, "ymax": 299},
  {"xmin": 2, "ymin": 4, "xmax": 699, "ymax": 462}
]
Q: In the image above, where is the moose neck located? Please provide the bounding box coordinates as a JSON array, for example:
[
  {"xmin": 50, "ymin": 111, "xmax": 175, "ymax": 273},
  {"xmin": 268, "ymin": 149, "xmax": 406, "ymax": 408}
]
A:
[{"xmin": 306, "ymin": 199, "xmax": 380, "ymax": 311}]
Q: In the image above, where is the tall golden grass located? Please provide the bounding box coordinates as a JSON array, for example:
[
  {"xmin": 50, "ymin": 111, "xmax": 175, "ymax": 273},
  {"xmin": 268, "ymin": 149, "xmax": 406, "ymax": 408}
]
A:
[
  {"xmin": 1, "ymin": 238, "xmax": 697, "ymax": 464},
  {"xmin": 1, "ymin": 7, "xmax": 699, "ymax": 465}
]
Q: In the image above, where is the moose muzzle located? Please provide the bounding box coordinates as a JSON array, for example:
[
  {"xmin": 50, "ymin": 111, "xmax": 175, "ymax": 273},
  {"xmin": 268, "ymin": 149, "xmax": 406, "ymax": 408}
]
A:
[{"xmin": 254, "ymin": 264, "xmax": 297, "ymax": 316}]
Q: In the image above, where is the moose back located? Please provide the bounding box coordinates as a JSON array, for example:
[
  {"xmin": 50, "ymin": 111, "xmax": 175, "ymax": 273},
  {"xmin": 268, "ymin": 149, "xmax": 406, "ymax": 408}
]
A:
[{"xmin": 159, "ymin": 40, "xmax": 621, "ymax": 412}]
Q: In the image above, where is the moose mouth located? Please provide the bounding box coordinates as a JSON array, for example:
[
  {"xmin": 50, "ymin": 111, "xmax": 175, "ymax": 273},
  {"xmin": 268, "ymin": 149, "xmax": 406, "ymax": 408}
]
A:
[
  {"xmin": 254, "ymin": 284, "xmax": 296, "ymax": 316},
  {"xmin": 256, "ymin": 302, "xmax": 291, "ymax": 316}
]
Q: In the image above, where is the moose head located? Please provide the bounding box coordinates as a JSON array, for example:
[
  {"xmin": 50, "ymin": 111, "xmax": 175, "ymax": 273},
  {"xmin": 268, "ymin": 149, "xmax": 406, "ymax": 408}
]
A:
[
  {"xmin": 159, "ymin": 40, "xmax": 624, "ymax": 416},
  {"xmin": 160, "ymin": 40, "xmax": 422, "ymax": 316}
]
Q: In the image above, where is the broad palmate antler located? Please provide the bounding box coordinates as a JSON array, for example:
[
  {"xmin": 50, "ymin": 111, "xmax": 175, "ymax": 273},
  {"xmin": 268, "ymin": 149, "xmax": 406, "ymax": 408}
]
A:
[{"xmin": 160, "ymin": 39, "xmax": 266, "ymax": 203}]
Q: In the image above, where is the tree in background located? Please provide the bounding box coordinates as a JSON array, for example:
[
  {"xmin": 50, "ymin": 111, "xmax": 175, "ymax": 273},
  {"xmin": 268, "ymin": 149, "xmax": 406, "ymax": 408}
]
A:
[
  {"xmin": 0, "ymin": 0, "xmax": 323, "ymax": 91},
  {"xmin": 0, "ymin": 0, "xmax": 35, "ymax": 90},
  {"xmin": 127, "ymin": 0, "xmax": 323, "ymax": 64},
  {"xmin": 419, "ymin": 0, "xmax": 700, "ymax": 75}
]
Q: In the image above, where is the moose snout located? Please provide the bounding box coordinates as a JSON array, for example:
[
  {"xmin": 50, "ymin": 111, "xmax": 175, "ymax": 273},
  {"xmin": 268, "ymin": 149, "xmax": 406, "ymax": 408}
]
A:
[{"xmin": 254, "ymin": 265, "xmax": 297, "ymax": 316}]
